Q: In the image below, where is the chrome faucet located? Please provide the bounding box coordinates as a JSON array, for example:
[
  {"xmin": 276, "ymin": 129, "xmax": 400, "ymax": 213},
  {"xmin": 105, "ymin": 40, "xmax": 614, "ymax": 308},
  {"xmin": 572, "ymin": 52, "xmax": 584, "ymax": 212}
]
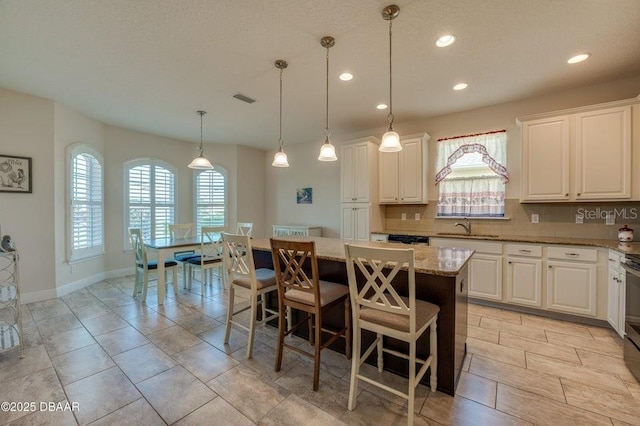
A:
[{"xmin": 454, "ymin": 219, "xmax": 471, "ymax": 236}]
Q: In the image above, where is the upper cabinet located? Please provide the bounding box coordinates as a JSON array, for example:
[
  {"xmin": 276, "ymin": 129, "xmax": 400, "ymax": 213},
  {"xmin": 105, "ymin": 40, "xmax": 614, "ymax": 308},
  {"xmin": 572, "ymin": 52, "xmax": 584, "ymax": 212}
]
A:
[
  {"xmin": 379, "ymin": 133, "xmax": 430, "ymax": 204},
  {"xmin": 574, "ymin": 106, "xmax": 631, "ymax": 200},
  {"xmin": 341, "ymin": 138, "xmax": 379, "ymax": 203},
  {"xmin": 519, "ymin": 99, "xmax": 636, "ymax": 203}
]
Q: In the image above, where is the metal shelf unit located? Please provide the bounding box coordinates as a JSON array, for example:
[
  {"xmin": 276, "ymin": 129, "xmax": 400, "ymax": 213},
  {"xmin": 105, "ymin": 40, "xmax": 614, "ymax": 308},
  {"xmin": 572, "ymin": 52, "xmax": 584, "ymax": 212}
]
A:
[{"xmin": 0, "ymin": 251, "xmax": 24, "ymax": 357}]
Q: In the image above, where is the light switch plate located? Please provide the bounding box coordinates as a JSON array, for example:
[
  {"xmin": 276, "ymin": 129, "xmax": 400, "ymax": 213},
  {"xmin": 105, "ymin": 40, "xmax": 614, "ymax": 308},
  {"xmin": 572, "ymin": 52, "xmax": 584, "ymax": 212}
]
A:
[
  {"xmin": 401, "ymin": 213, "xmax": 406, "ymax": 221},
  {"xmin": 606, "ymin": 213, "xmax": 615, "ymax": 225},
  {"xmin": 415, "ymin": 213, "xmax": 420, "ymax": 221},
  {"xmin": 531, "ymin": 214, "xmax": 539, "ymax": 224},
  {"xmin": 576, "ymin": 214, "xmax": 584, "ymax": 224}
]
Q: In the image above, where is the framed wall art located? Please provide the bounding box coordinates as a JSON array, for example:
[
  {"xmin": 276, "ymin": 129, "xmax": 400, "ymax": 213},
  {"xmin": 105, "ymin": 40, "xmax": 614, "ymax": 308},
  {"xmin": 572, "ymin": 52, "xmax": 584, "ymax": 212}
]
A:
[
  {"xmin": 0, "ymin": 155, "xmax": 32, "ymax": 193},
  {"xmin": 296, "ymin": 187, "xmax": 312, "ymax": 204}
]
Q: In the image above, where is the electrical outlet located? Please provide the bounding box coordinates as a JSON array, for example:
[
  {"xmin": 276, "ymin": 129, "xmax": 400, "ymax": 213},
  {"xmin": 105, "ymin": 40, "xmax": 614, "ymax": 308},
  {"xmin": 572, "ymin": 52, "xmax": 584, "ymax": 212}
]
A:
[
  {"xmin": 401, "ymin": 213, "xmax": 406, "ymax": 221},
  {"xmin": 531, "ymin": 214, "xmax": 539, "ymax": 224},
  {"xmin": 415, "ymin": 213, "xmax": 420, "ymax": 221},
  {"xmin": 606, "ymin": 212, "xmax": 615, "ymax": 225},
  {"xmin": 575, "ymin": 214, "xmax": 584, "ymax": 224}
]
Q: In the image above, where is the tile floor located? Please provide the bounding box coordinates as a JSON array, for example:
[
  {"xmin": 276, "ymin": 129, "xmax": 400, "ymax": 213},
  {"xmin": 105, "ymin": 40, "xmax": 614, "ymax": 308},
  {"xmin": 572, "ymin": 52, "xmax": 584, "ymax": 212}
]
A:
[{"xmin": 1, "ymin": 275, "xmax": 639, "ymax": 425}]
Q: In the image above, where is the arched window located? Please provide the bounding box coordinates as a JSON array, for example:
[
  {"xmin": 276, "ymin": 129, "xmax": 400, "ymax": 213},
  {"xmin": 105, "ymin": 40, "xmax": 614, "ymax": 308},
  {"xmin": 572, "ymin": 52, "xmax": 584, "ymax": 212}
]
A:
[
  {"xmin": 194, "ymin": 168, "xmax": 226, "ymax": 232},
  {"xmin": 124, "ymin": 159, "xmax": 176, "ymax": 246},
  {"xmin": 68, "ymin": 144, "xmax": 104, "ymax": 261}
]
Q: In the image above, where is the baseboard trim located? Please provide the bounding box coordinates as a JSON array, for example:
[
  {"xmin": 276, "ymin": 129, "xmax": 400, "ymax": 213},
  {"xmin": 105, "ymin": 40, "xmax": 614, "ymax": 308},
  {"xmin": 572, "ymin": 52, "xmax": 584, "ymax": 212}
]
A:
[{"xmin": 20, "ymin": 267, "xmax": 135, "ymax": 304}]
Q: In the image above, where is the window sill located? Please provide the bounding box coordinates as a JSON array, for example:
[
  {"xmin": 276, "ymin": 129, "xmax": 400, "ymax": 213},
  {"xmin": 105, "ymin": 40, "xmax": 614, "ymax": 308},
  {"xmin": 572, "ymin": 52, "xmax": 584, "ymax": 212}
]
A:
[
  {"xmin": 67, "ymin": 252, "xmax": 105, "ymax": 264},
  {"xmin": 435, "ymin": 216, "xmax": 511, "ymax": 221}
]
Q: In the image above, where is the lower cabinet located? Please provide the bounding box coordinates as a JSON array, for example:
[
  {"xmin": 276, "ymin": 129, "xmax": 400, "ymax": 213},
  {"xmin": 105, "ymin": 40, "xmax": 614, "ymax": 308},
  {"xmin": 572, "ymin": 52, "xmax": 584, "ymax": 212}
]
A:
[
  {"xmin": 341, "ymin": 205, "xmax": 370, "ymax": 242},
  {"xmin": 547, "ymin": 260, "xmax": 597, "ymax": 316},
  {"xmin": 272, "ymin": 225, "xmax": 322, "ymax": 237},
  {"xmin": 607, "ymin": 250, "xmax": 626, "ymax": 338},
  {"xmin": 506, "ymin": 257, "xmax": 542, "ymax": 307},
  {"xmin": 469, "ymin": 254, "xmax": 503, "ymax": 301}
]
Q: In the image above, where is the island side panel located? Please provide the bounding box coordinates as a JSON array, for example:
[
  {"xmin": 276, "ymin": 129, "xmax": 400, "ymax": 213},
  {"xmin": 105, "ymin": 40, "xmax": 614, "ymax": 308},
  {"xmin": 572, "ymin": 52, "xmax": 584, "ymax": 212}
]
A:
[{"xmin": 252, "ymin": 247, "xmax": 468, "ymax": 396}]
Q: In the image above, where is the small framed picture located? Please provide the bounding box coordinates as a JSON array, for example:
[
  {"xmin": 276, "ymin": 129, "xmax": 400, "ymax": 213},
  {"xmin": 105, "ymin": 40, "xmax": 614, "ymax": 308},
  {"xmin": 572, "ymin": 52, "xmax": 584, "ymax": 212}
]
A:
[
  {"xmin": 296, "ymin": 187, "xmax": 312, "ymax": 204},
  {"xmin": 0, "ymin": 155, "xmax": 32, "ymax": 193}
]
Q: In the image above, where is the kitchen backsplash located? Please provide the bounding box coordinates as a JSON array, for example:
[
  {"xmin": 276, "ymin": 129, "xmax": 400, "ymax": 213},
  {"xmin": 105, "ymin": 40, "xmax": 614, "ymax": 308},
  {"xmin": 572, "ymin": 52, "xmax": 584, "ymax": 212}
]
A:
[{"xmin": 384, "ymin": 199, "xmax": 640, "ymax": 240}]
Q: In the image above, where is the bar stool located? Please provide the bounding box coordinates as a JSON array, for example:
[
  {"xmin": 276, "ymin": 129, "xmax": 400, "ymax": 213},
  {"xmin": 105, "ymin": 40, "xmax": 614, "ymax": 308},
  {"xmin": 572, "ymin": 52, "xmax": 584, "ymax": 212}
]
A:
[
  {"xmin": 270, "ymin": 238, "xmax": 351, "ymax": 391},
  {"xmin": 344, "ymin": 244, "xmax": 439, "ymax": 425},
  {"xmin": 222, "ymin": 232, "xmax": 279, "ymax": 359}
]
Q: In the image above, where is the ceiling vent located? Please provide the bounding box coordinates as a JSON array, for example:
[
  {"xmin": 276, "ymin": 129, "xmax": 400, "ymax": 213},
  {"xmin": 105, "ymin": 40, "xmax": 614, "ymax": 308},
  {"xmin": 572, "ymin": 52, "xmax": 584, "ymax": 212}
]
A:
[{"xmin": 233, "ymin": 93, "xmax": 256, "ymax": 104}]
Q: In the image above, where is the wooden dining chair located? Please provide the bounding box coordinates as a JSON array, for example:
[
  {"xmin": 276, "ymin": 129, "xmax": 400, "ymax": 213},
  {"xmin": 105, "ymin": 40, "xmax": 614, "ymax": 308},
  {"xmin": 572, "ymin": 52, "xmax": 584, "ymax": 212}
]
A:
[
  {"xmin": 344, "ymin": 244, "xmax": 439, "ymax": 425},
  {"xmin": 186, "ymin": 226, "xmax": 226, "ymax": 295},
  {"xmin": 169, "ymin": 223, "xmax": 197, "ymax": 287},
  {"xmin": 222, "ymin": 232, "xmax": 279, "ymax": 358},
  {"xmin": 270, "ymin": 238, "xmax": 351, "ymax": 391},
  {"xmin": 236, "ymin": 222, "xmax": 253, "ymax": 236},
  {"xmin": 128, "ymin": 228, "xmax": 179, "ymax": 303}
]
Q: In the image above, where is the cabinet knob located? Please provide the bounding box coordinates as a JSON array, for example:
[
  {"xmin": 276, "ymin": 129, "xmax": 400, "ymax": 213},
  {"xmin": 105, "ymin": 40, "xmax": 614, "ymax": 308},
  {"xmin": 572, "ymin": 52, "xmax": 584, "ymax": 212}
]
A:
[
  {"xmin": 508, "ymin": 261, "xmax": 512, "ymax": 264},
  {"xmin": 565, "ymin": 193, "xmax": 569, "ymax": 196},
  {"xmin": 548, "ymin": 265, "xmax": 552, "ymax": 268},
  {"xmin": 577, "ymin": 193, "xmax": 581, "ymax": 196}
]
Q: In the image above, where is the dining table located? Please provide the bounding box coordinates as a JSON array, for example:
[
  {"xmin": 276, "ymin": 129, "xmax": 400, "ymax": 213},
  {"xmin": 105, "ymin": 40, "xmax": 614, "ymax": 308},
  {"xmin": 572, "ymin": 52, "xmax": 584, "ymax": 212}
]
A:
[{"xmin": 144, "ymin": 236, "xmax": 208, "ymax": 305}]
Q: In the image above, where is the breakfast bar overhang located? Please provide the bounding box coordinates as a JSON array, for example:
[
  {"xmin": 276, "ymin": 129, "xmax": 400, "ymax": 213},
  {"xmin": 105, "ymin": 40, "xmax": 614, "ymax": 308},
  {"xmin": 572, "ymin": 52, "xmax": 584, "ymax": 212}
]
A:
[{"xmin": 250, "ymin": 236, "xmax": 473, "ymax": 396}]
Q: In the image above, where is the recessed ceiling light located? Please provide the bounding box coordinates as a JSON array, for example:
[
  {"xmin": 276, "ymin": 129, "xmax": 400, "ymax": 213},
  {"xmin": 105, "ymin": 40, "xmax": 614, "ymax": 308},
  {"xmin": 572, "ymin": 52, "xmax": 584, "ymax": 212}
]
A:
[
  {"xmin": 339, "ymin": 72, "xmax": 353, "ymax": 81},
  {"xmin": 567, "ymin": 53, "xmax": 590, "ymax": 64},
  {"xmin": 376, "ymin": 103, "xmax": 388, "ymax": 110},
  {"xmin": 436, "ymin": 34, "xmax": 456, "ymax": 47},
  {"xmin": 453, "ymin": 82, "xmax": 468, "ymax": 91}
]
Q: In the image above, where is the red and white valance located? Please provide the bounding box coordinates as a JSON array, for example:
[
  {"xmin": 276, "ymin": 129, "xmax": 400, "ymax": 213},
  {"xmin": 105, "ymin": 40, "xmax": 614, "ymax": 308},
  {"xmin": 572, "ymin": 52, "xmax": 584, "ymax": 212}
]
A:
[{"xmin": 435, "ymin": 130, "xmax": 509, "ymax": 185}]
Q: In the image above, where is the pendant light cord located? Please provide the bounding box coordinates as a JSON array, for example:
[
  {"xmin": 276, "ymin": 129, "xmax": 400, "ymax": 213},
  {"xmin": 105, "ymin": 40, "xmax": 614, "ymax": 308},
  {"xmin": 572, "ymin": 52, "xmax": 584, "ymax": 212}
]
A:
[
  {"xmin": 198, "ymin": 110, "xmax": 206, "ymax": 156},
  {"xmin": 325, "ymin": 45, "xmax": 330, "ymax": 137},
  {"xmin": 279, "ymin": 67, "xmax": 284, "ymax": 149},
  {"xmin": 388, "ymin": 17, "xmax": 394, "ymax": 126}
]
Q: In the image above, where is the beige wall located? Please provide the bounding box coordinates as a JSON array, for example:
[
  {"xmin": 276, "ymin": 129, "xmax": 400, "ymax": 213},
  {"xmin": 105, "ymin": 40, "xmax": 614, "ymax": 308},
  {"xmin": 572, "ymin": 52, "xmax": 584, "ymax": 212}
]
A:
[
  {"xmin": 53, "ymin": 103, "xmax": 106, "ymax": 294},
  {"xmin": 265, "ymin": 75, "xmax": 640, "ymax": 239},
  {"xmin": 237, "ymin": 145, "xmax": 267, "ymax": 237},
  {"xmin": 0, "ymin": 88, "xmax": 56, "ymax": 300},
  {"xmin": 265, "ymin": 141, "xmax": 342, "ymax": 238}
]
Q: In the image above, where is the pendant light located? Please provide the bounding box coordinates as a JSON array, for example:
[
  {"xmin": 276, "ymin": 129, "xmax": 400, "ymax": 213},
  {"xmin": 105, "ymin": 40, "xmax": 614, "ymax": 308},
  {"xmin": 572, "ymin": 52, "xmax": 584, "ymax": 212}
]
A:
[
  {"xmin": 379, "ymin": 4, "xmax": 402, "ymax": 152},
  {"xmin": 272, "ymin": 59, "xmax": 290, "ymax": 167},
  {"xmin": 318, "ymin": 36, "xmax": 337, "ymax": 162},
  {"xmin": 188, "ymin": 110, "xmax": 214, "ymax": 169}
]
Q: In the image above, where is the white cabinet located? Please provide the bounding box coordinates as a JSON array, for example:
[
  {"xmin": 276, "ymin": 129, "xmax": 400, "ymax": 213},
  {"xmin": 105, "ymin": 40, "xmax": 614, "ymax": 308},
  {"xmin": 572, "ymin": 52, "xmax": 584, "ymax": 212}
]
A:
[
  {"xmin": 341, "ymin": 139, "xmax": 378, "ymax": 203},
  {"xmin": 506, "ymin": 244, "xmax": 543, "ymax": 307},
  {"xmin": 574, "ymin": 106, "xmax": 631, "ymax": 200},
  {"xmin": 607, "ymin": 250, "xmax": 626, "ymax": 337},
  {"xmin": 521, "ymin": 116, "xmax": 570, "ymax": 201},
  {"xmin": 378, "ymin": 133, "xmax": 429, "ymax": 204},
  {"xmin": 341, "ymin": 205, "xmax": 370, "ymax": 242},
  {"xmin": 469, "ymin": 254, "xmax": 503, "ymax": 301},
  {"xmin": 0, "ymin": 251, "xmax": 24, "ymax": 357},
  {"xmin": 430, "ymin": 238, "xmax": 503, "ymax": 301},
  {"xmin": 547, "ymin": 255, "xmax": 597, "ymax": 317},
  {"xmin": 272, "ymin": 226, "xmax": 322, "ymax": 237},
  {"xmin": 519, "ymin": 100, "xmax": 634, "ymax": 202},
  {"xmin": 340, "ymin": 137, "xmax": 382, "ymax": 241}
]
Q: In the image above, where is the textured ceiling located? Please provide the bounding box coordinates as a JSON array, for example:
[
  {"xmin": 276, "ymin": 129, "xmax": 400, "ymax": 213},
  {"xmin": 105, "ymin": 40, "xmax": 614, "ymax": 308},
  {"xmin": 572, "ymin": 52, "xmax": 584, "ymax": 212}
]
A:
[{"xmin": 1, "ymin": 0, "xmax": 640, "ymax": 150}]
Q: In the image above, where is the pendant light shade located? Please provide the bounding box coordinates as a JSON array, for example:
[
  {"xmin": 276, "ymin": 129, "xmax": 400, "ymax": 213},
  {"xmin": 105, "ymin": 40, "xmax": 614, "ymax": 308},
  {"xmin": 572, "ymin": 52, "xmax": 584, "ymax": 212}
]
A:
[
  {"xmin": 318, "ymin": 36, "xmax": 337, "ymax": 162},
  {"xmin": 272, "ymin": 59, "xmax": 290, "ymax": 167},
  {"xmin": 379, "ymin": 5, "xmax": 402, "ymax": 153},
  {"xmin": 188, "ymin": 110, "xmax": 214, "ymax": 169}
]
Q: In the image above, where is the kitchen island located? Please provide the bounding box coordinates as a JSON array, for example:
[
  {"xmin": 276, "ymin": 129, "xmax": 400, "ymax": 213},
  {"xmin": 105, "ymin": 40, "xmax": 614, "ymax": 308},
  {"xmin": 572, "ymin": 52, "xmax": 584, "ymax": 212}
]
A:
[{"xmin": 250, "ymin": 236, "xmax": 473, "ymax": 396}]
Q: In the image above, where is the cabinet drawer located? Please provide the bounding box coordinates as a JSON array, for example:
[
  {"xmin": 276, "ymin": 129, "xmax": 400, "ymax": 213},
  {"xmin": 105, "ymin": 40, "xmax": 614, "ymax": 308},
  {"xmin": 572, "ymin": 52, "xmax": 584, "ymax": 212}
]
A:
[
  {"xmin": 608, "ymin": 249, "xmax": 623, "ymax": 272},
  {"xmin": 547, "ymin": 246, "xmax": 597, "ymax": 262},
  {"xmin": 506, "ymin": 244, "xmax": 542, "ymax": 258}
]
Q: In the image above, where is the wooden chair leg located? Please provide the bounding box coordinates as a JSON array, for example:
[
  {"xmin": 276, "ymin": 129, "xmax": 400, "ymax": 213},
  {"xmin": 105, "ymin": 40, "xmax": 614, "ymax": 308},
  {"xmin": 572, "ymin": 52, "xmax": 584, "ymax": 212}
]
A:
[
  {"xmin": 247, "ymin": 294, "xmax": 258, "ymax": 359},
  {"xmin": 313, "ymin": 311, "xmax": 322, "ymax": 391},
  {"xmin": 308, "ymin": 314, "xmax": 314, "ymax": 346},
  {"xmin": 275, "ymin": 301, "xmax": 286, "ymax": 372},
  {"xmin": 141, "ymin": 270, "xmax": 149, "ymax": 303},
  {"xmin": 348, "ymin": 320, "xmax": 360, "ymax": 411},
  {"xmin": 224, "ymin": 285, "xmax": 235, "ymax": 344},
  {"xmin": 344, "ymin": 298, "xmax": 351, "ymax": 360},
  {"xmin": 430, "ymin": 318, "xmax": 438, "ymax": 392},
  {"xmin": 172, "ymin": 268, "xmax": 178, "ymax": 294},
  {"xmin": 408, "ymin": 340, "xmax": 416, "ymax": 425},
  {"xmin": 377, "ymin": 333, "xmax": 384, "ymax": 372}
]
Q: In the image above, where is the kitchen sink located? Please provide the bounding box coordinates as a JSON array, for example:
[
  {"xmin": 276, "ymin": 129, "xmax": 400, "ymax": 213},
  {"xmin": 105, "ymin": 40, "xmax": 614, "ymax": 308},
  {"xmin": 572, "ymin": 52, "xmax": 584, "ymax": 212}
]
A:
[{"xmin": 435, "ymin": 232, "xmax": 500, "ymax": 238}]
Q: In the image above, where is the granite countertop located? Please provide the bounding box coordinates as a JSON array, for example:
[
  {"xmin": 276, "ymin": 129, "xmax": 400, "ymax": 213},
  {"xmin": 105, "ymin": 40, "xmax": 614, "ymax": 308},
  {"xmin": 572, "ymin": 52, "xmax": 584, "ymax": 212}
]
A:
[
  {"xmin": 373, "ymin": 230, "xmax": 640, "ymax": 255},
  {"xmin": 251, "ymin": 236, "xmax": 474, "ymax": 276}
]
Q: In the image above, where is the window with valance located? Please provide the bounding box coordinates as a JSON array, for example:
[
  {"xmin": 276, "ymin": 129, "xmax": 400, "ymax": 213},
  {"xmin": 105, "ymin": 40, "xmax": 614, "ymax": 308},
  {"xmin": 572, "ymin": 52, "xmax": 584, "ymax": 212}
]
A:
[{"xmin": 435, "ymin": 130, "xmax": 509, "ymax": 217}]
